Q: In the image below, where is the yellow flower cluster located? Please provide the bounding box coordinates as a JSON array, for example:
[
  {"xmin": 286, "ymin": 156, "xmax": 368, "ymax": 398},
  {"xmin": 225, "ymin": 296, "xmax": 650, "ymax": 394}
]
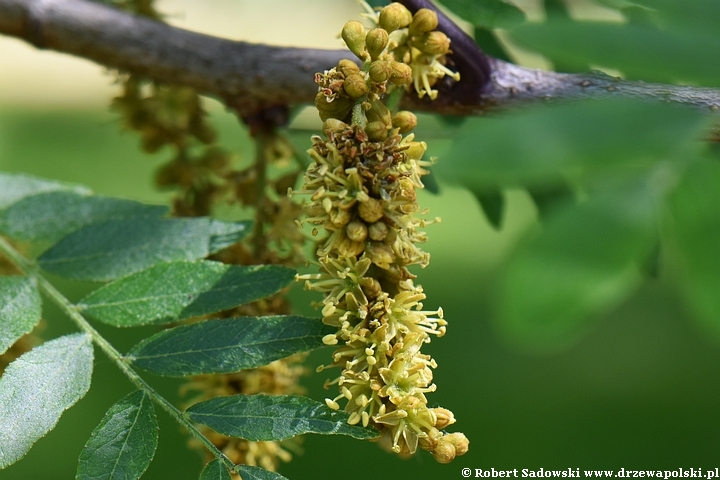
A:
[{"xmin": 295, "ymin": 2, "xmax": 468, "ymax": 463}]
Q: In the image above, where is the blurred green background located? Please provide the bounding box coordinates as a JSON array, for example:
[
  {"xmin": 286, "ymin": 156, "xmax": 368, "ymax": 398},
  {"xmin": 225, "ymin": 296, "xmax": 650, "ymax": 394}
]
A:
[{"xmin": 2, "ymin": 1, "xmax": 720, "ymax": 479}]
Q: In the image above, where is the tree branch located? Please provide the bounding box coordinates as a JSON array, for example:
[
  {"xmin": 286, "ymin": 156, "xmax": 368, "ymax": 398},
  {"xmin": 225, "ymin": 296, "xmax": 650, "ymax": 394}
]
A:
[{"xmin": 2, "ymin": 0, "xmax": 720, "ymax": 116}]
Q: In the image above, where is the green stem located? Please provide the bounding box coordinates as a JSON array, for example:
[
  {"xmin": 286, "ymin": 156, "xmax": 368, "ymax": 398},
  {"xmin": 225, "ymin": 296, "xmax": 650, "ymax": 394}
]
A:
[
  {"xmin": 251, "ymin": 130, "xmax": 271, "ymax": 260},
  {"xmin": 0, "ymin": 235, "xmax": 236, "ymax": 473}
]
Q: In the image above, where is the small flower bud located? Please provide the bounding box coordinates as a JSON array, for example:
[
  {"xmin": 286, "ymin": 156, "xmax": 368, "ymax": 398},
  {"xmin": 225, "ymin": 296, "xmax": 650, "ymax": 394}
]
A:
[
  {"xmin": 330, "ymin": 208, "xmax": 352, "ymax": 227},
  {"xmin": 315, "ymin": 92, "xmax": 353, "ymax": 121},
  {"xmin": 397, "ymin": 177, "xmax": 416, "ymax": 202},
  {"xmin": 449, "ymin": 432, "xmax": 469, "ymax": 456},
  {"xmin": 432, "ymin": 408, "xmax": 456, "ymax": 429},
  {"xmin": 409, "ymin": 8, "xmax": 438, "ymax": 37},
  {"xmin": 389, "ymin": 62, "xmax": 413, "ymax": 86},
  {"xmin": 365, "ymin": 121, "xmax": 389, "ymax": 141},
  {"xmin": 369, "ymin": 60, "xmax": 392, "ymax": 83},
  {"xmin": 338, "ymin": 235, "xmax": 365, "ymax": 257},
  {"xmin": 342, "ymin": 21, "xmax": 368, "ymax": 60},
  {"xmin": 368, "ymin": 221, "xmax": 388, "ymax": 241},
  {"xmin": 381, "ymin": 225, "xmax": 397, "ymax": 244},
  {"xmin": 358, "ymin": 196, "xmax": 385, "ymax": 223},
  {"xmin": 419, "ymin": 427, "xmax": 441, "ymax": 451},
  {"xmin": 360, "ymin": 277, "xmax": 382, "ymax": 299},
  {"xmin": 378, "ymin": 3, "xmax": 413, "ymax": 32},
  {"xmin": 366, "ymin": 241, "xmax": 395, "ymax": 269},
  {"xmin": 404, "ymin": 140, "xmax": 427, "ymax": 160},
  {"xmin": 366, "ymin": 28, "xmax": 389, "ymax": 60},
  {"xmin": 337, "ymin": 59, "xmax": 360, "ymax": 77},
  {"xmin": 346, "ymin": 219, "xmax": 368, "ymax": 242},
  {"xmin": 384, "ymin": 263, "xmax": 404, "ymax": 280},
  {"xmin": 322, "ymin": 118, "xmax": 350, "ymax": 137},
  {"xmin": 432, "ymin": 438, "xmax": 456, "ymax": 464},
  {"xmin": 413, "ymin": 31, "xmax": 451, "ymax": 55},
  {"xmin": 343, "ymin": 73, "xmax": 369, "ymax": 98},
  {"xmin": 392, "ymin": 111, "xmax": 418, "ymax": 133}
]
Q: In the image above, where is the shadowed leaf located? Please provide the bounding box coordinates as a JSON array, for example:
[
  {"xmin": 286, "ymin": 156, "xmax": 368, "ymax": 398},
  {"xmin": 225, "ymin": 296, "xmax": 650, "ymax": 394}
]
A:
[
  {"xmin": 0, "ymin": 190, "xmax": 167, "ymax": 243},
  {"xmin": 441, "ymin": 99, "xmax": 707, "ymax": 188},
  {"xmin": 510, "ymin": 20, "xmax": 720, "ymax": 86},
  {"xmin": 497, "ymin": 181, "xmax": 659, "ymax": 350},
  {"xmin": 669, "ymin": 161, "xmax": 720, "ymax": 335},
  {"xmin": 185, "ymin": 394, "xmax": 379, "ymax": 442},
  {"xmin": 443, "ymin": 0, "xmax": 526, "ymax": 29},
  {"xmin": 527, "ymin": 181, "xmax": 576, "ymax": 220},
  {"xmin": 78, "ymin": 261, "xmax": 295, "ymax": 327},
  {"xmin": 127, "ymin": 316, "xmax": 333, "ymax": 376},
  {"xmin": 471, "ymin": 187, "xmax": 505, "ymax": 229},
  {"xmin": 38, "ymin": 217, "xmax": 250, "ymax": 282}
]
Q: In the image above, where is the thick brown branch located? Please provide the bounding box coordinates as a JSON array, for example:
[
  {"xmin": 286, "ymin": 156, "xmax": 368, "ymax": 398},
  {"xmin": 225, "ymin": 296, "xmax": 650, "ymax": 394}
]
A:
[
  {"xmin": 2, "ymin": 0, "xmax": 720, "ymax": 116},
  {"xmin": 0, "ymin": 0, "xmax": 350, "ymax": 114}
]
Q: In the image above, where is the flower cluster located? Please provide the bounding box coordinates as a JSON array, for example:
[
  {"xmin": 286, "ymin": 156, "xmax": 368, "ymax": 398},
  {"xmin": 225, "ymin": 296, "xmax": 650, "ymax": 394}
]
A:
[{"xmin": 295, "ymin": 3, "xmax": 468, "ymax": 463}]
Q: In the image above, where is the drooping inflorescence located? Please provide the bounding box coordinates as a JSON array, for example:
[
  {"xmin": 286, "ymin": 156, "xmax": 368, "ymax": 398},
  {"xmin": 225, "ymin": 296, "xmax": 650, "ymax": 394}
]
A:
[{"xmin": 294, "ymin": 2, "xmax": 468, "ymax": 463}]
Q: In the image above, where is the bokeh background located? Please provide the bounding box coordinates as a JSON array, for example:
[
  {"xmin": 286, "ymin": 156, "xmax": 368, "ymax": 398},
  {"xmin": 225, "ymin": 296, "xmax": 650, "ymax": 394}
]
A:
[{"xmin": 2, "ymin": 1, "xmax": 720, "ymax": 479}]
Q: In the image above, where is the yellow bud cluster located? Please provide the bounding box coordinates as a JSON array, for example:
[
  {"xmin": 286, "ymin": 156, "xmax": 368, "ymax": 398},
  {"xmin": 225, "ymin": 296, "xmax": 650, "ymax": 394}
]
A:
[
  {"xmin": 315, "ymin": 2, "xmax": 459, "ymax": 127},
  {"xmin": 339, "ymin": 3, "xmax": 459, "ymax": 100}
]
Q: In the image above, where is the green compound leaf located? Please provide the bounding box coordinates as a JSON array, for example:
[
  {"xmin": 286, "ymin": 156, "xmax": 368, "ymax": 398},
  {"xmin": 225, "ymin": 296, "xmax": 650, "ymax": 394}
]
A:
[
  {"xmin": 496, "ymin": 182, "xmax": 658, "ymax": 351},
  {"xmin": 76, "ymin": 390, "xmax": 158, "ymax": 480},
  {"xmin": 235, "ymin": 465, "xmax": 289, "ymax": 480},
  {"xmin": 78, "ymin": 261, "xmax": 296, "ymax": 327},
  {"xmin": 510, "ymin": 20, "xmax": 720, "ymax": 87},
  {"xmin": 185, "ymin": 394, "xmax": 379, "ymax": 442},
  {"xmin": 127, "ymin": 316, "xmax": 333, "ymax": 377},
  {"xmin": 0, "ymin": 276, "xmax": 42, "ymax": 356},
  {"xmin": 668, "ymin": 161, "xmax": 720, "ymax": 336},
  {"xmin": 0, "ymin": 173, "xmax": 90, "ymax": 211},
  {"xmin": 0, "ymin": 190, "xmax": 168, "ymax": 243},
  {"xmin": 441, "ymin": 99, "xmax": 708, "ymax": 188},
  {"xmin": 443, "ymin": 0, "xmax": 526, "ymax": 29},
  {"xmin": 0, "ymin": 333, "xmax": 93, "ymax": 469},
  {"xmin": 199, "ymin": 459, "xmax": 231, "ymax": 480},
  {"xmin": 37, "ymin": 217, "xmax": 251, "ymax": 282}
]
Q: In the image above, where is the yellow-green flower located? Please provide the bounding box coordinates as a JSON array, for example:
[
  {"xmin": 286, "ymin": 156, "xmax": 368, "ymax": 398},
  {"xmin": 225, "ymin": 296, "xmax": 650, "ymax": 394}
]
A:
[{"xmin": 294, "ymin": 1, "xmax": 468, "ymax": 463}]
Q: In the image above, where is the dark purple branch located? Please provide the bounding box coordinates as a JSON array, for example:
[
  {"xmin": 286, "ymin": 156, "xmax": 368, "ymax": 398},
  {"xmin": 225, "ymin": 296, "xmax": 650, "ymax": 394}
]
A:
[{"xmin": 398, "ymin": 0, "xmax": 492, "ymax": 106}]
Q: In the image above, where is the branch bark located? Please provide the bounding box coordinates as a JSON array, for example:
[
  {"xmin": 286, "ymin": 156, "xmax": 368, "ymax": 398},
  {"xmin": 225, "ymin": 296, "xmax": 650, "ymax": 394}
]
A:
[{"xmin": 2, "ymin": 0, "xmax": 720, "ymax": 116}]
